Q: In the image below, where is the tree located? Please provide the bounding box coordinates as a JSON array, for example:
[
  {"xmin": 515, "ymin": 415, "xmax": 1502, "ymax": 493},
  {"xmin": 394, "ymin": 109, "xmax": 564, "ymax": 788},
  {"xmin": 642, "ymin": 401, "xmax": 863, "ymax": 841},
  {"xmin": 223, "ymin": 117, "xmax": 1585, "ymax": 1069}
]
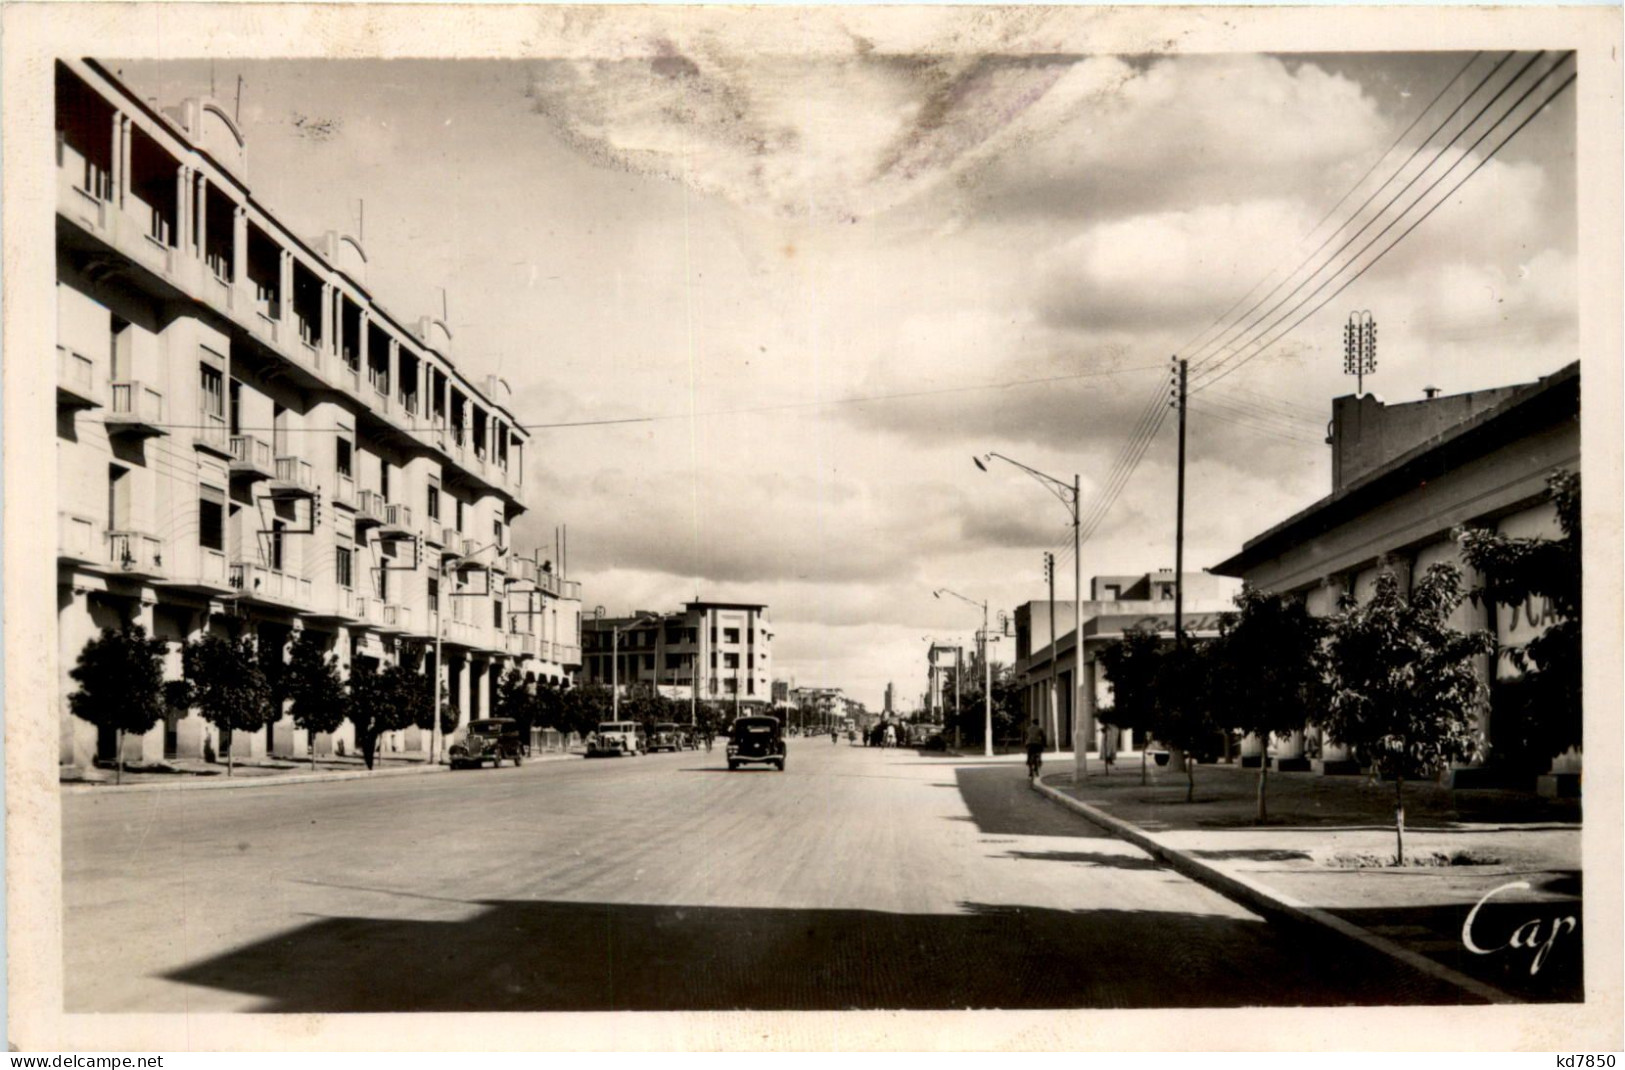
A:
[
  {"xmin": 1216, "ymin": 588, "xmax": 1330, "ymax": 823},
  {"xmin": 282, "ymin": 632, "xmax": 345, "ymax": 770},
  {"xmin": 345, "ymin": 659, "xmax": 418, "ymax": 770},
  {"xmin": 493, "ymin": 665, "xmax": 534, "ymax": 739},
  {"xmin": 1323, "ymin": 564, "xmax": 1494, "ymax": 863},
  {"xmin": 1155, "ymin": 634, "xmax": 1222, "ymax": 802},
  {"xmin": 167, "ymin": 631, "xmax": 272, "ymax": 777},
  {"xmin": 1095, "ymin": 626, "xmax": 1165, "ymax": 784},
  {"xmin": 1458, "ymin": 469, "xmax": 1581, "ymax": 768},
  {"xmin": 943, "ymin": 662, "xmax": 1023, "ymax": 749},
  {"xmin": 67, "ymin": 624, "xmax": 169, "ymax": 784}
]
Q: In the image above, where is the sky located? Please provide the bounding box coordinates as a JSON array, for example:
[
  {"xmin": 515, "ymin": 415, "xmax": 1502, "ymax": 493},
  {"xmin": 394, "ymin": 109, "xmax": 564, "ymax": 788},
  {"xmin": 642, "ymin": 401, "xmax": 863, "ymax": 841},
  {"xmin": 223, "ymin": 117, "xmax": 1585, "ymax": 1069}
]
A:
[{"xmin": 116, "ymin": 19, "xmax": 1579, "ymax": 710}]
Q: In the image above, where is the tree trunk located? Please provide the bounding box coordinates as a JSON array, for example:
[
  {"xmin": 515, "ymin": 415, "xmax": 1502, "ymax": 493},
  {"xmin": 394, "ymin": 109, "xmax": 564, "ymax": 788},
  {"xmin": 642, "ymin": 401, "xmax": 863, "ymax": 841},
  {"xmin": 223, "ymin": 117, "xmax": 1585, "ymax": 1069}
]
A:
[
  {"xmin": 116, "ymin": 728, "xmax": 125, "ymax": 786},
  {"xmin": 1394, "ymin": 770, "xmax": 1406, "ymax": 865},
  {"xmin": 226, "ymin": 730, "xmax": 234, "ymax": 777},
  {"xmin": 1255, "ymin": 751, "xmax": 1268, "ymax": 823},
  {"xmin": 1186, "ymin": 754, "xmax": 1195, "ymax": 803},
  {"xmin": 1140, "ymin": 746, "xmax": 1148, "ymax": 786}
]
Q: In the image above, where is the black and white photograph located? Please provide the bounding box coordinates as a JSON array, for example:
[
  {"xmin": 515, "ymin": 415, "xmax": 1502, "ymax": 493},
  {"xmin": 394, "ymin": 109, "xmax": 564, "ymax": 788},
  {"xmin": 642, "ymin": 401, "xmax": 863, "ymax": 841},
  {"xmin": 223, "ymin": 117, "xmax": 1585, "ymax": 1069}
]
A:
[{"xmin": 3, "ymin": 2, "xmax": 1620, "ymax": 1053}]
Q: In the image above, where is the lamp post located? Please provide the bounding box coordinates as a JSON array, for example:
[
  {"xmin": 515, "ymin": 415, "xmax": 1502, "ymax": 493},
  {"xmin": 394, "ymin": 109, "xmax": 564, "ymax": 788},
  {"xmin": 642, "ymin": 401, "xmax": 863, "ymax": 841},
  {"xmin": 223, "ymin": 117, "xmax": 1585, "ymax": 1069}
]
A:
[
  {"xmin": 432, "ymin": 540, "xmax": 505, "ymax": 765},
  {"xmin": 934, "ymin": 587, "xmax": 992, "ymax": 757},
  {"xmin": 610, "ymin": 613, "xmax": 659, "ymax": 720},
  {"xmin": 976, "ymin": 452, "xmax": 1086, "ymax": 778}
]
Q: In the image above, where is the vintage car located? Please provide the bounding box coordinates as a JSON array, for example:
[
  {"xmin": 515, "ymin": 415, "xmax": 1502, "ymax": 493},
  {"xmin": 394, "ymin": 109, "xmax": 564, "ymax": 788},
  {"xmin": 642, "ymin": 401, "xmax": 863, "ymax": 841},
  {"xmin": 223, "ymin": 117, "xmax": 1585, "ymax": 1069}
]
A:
[
  {"xmin": 449, "ymin": 718, "xmax": 524, "ymax": 769},
  {"xmin": 648, "ymin": 722, "xmax": 683, "ymax": 752},
  {"xmin": 587, "ymin": 720, "xmax": 645, "ymax": 757},
  {"xmin": 727, "ymin": 715, "xmax": 786, "ymax": 771}
]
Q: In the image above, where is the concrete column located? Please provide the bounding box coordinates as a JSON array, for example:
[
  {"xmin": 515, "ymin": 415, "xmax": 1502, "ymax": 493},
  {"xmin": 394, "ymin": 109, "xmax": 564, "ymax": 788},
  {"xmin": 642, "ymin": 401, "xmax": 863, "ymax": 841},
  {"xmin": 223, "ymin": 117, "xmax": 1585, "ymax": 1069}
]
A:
[
  {"xmin": 1076, "ymin": 660, "xmax": 1096, "ymax": 755},
  {"xmin": 58, "ymin": 585, "xmax": 100, "ymax": 768},
  {"xmin": 319, "ymin": 283, "xmax": 334, "ymax": 362},
  {"xmin": 110, "ymin": 112, "xmax": 126, "ymax": 207},
  {"xmin": 175, "ymin": 165, "xmax": 190, "ymax": 255},
  {"xmin": 195, "ymin": 174, "xmax": 209, "ymax": 263},
  {"xmin": 130, "ymin": 595, "xmax": 163, "ymax": 764},
  {"xmin": 388, "ymin": 338, "xmax": 400, "ymax": 405},
  {"xmin": 358, "ymin": 310, "xmax": 370, "ymax": 377},
  {"xmin": 278, "ymin": 250, "xmax": 293, "ymax": 325},
  {"xmin": 232, "ymin": 205, "xmax": 248, "ymax": 290},
  {"xmin": 453, "ymin": 656, "xmax": 471, "ymax": 730}
]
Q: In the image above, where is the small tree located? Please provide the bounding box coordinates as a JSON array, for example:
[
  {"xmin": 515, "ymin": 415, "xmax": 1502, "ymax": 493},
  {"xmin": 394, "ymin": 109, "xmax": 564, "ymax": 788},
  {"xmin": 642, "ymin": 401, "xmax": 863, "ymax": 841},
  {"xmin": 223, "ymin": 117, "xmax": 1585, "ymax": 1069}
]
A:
[
  {"xmin": 345, "ymin": 661, "xmax": 392, "ymax": 770},
  {"xmin": 167, "ymin": 631, "xmax": 272, "ymax": 777},
  {"xmin": 1156, "ymin": 634, "xmax": 1221, "ymax": 802},
  {"xmin": 67, "ymin": 624, "xmax": 169, "ymax": 784},
  {"xmin": 1323, "ymin": 564, "xmax": 1494, "ymax": 863},
  {"xmin": 1458, "ymin": 469, "xmax": 1581, "ymax": 768},
  {"xmin": 1217, "ymin": 588, "xmax": 1329, "ymax": 823},
  {"xmin": 283, "ymin": 632, "xmax": 345, "ymax": 770},
  {"xmin": 1095, "ymin": 626, "xmax": 1164, "ymax": 784}
]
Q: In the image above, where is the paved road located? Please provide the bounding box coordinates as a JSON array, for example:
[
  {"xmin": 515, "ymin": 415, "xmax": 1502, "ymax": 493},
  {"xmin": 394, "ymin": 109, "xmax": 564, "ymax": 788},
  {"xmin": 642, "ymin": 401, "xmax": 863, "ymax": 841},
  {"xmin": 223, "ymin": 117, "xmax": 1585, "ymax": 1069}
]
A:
[{"xmin": 63, "ymin": 740, "xmax": 1477, "ymax": 1011}]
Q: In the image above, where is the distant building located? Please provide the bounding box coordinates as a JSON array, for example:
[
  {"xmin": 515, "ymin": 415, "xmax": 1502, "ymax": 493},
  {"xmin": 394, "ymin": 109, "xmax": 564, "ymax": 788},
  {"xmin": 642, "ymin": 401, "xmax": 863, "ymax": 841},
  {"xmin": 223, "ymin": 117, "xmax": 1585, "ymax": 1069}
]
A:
[
  {"xmin": 1013, "ymin": 572, "xmax": 1238, "ymax": 754},
  {"xmin": 1212, "ymin": 364, "xmax": 1579, "ymax": 792},
  {"xmin": 581, "ymin": 601, "xmax": 772, "ymax": 707}
]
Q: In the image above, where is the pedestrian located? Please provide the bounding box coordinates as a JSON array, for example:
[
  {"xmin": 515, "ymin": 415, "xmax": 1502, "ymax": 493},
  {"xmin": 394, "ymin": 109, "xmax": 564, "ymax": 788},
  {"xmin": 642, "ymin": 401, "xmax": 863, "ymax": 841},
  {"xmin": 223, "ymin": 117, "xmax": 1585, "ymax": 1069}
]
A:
[
  {"xmin": 1024, "ymin": 720, "xmax": 1047, "ymax": 779},
  {"xmin": 884, "ymin": 723, "xmax": 896, "ymax": 749}
]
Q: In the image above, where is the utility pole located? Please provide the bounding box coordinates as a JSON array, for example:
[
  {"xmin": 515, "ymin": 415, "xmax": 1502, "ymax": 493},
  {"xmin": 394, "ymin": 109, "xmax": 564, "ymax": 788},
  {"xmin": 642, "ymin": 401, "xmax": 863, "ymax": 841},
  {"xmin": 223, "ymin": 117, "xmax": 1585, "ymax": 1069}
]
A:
[
  {"xmin": 1073, "ymin": 473, "xmax": 1084, "ymax": 775},
  {"xmin": 1046, "ymin": 552, "xmax": 1059, "ymax": 754},
  {"xmin": 1172, "ymin": 357, "xmax": 1188, "ymax": 647}
]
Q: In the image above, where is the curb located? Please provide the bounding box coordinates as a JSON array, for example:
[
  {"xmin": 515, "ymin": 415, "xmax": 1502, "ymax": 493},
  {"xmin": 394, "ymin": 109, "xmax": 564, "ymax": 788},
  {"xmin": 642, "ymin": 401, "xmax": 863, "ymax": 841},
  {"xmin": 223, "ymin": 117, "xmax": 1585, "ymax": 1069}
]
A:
[
  {"xmin": 61, "ymin": 752, "xmax": 583, "ymax": 796},
  {"xmin": 1029, "ymin": 775, "xmax": 1522, "ymax": 1005}
]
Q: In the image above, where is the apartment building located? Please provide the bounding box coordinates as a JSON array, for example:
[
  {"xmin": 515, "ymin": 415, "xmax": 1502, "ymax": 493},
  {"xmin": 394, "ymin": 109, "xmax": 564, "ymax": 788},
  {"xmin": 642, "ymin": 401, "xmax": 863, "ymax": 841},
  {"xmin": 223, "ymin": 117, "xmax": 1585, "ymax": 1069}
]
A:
[
  {"xmin": 54, "ymin": 59, "xmax": 583, "ymax": 769},
  {"xmin": 581, "ymin": 602, "xmax": 772, "ymax": 707}
]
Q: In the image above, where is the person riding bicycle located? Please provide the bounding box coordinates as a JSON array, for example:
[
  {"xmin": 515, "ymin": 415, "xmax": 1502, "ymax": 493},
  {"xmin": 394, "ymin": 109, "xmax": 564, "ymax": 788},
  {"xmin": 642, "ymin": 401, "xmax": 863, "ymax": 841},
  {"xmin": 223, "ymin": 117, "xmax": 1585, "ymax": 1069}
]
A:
[{"xmin": 1024, "ymin": 721, "xmax": 1047, "ymax": 777}]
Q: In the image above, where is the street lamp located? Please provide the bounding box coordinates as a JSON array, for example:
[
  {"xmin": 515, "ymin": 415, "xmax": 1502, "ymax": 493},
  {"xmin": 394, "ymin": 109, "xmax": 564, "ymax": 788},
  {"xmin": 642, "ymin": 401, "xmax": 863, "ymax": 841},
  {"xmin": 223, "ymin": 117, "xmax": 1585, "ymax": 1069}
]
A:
[
  {"xmin": 976, "ymin": 452, "xmax": 1086, "ymax": 777},
  {"xmin": 934, "ymin": 587, "xmax": 993, "ymax": 758},
  {"xmin": 610, "ymin": 613, "xmax": 660, "ymax": 720},
  {"xmin": 432, "ymin": 540, "xmax": 505, "ymax": 766}
]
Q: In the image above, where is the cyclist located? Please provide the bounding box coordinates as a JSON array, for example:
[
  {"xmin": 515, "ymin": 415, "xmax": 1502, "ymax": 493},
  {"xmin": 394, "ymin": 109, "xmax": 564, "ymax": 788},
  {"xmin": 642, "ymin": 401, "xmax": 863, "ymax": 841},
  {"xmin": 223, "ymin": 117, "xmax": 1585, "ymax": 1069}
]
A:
[{"xmin": 1024, "ymin": 721, "xmax": 1047, "ymax": 780}]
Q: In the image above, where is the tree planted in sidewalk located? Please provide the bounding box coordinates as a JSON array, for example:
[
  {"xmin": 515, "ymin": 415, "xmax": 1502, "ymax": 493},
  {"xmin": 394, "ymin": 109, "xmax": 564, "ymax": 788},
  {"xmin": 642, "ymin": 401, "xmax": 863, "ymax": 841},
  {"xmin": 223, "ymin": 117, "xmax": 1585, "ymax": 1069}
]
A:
[
  {"xmin": 345, "ymin": 659, "xmax": 413, "ymax": 770},
  {"xmin": 166, "ymin": 631, "xmax": 273, "ymax": 777},
  {"xmin": 1215, "ymin": 588, "xmax": 1330, "ymax": 824},
  {"xmin": 1457, "ymin": 469, "xmax": 1581, "ymax": 770},
  {"xmin": 67, "ymin": 624, "xmax": 169, "ymax": 785},
  {"xmin": 283, "ymin": 632, "xmax": 345, "ymax": 770},
  {"xmin": 1155, "ymin": 634, "xmax": 1222, "ymax": 803},
  {"xmin": 1322, "ymin": 564, "xmax": 1493, "ymax": 863},
  {"xmin": 1095, "ymin": 626, "xmax": 1164, "ymax": 784}
]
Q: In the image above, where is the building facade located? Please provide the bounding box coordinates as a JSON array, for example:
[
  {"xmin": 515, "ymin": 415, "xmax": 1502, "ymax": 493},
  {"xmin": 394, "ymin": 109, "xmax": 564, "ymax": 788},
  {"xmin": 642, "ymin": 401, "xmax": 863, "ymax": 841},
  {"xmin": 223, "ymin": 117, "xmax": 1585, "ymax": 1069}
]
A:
[
  {"xmin": 55, "ymin": 59, "xmax": 582, "ymax": 769},
  {"xmin": 1013, "ymin": 572, "xmax": 1237, "ymax": 753},
  {"xmin": 580, "ymin": 602, "xmax": 772, "ymax": 706},
  {"xmin": 1211, "ymin": 364, "xmax": 1580, "ymax": 790}
]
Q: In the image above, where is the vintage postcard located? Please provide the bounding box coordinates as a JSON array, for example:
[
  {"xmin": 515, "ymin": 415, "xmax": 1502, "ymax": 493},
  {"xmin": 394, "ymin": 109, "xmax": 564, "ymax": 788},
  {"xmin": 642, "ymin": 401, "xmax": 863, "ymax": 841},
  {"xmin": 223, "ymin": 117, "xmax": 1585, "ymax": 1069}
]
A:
[{"xmin": 4, "ymin": 2, "xmax": 1620, "ymax": 1053}]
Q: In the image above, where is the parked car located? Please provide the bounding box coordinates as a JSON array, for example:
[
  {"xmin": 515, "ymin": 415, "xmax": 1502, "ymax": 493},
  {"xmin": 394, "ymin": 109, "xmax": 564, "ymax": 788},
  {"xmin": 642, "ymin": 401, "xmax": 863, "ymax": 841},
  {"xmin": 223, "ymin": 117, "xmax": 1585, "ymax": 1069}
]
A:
[
  {"xmin": 648, "ymin": 722, "xmax": 683, "ymax": 752},
  {"xmin": 587, "ymin": 721, "xmax": 645, "ymax": 757},
  {"xmin": 449, "ymin": 718, "xmax": 524, "ymax": 769},
  {"xmin": 727, "ymin": 715, "xmax": 786, "ymax": 771}
]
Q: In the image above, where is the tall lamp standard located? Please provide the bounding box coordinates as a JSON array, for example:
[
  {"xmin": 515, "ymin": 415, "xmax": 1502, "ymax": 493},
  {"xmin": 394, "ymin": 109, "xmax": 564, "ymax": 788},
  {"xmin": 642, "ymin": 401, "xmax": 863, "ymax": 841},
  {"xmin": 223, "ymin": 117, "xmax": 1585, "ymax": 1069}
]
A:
[
  {"xmin": 432, "ymin": 540, "xmax": 505, "ymax": 766},
  {"xmin": 610, "ymin": 613, "xmax": 660, "ymax": 720},
  {"xmin": 975, "ymin": 452, "xmax": 1086, "ymax": 778},
  {"xmin": 934, "ymin": 587, "xmax": 992, "ymax": 757}
]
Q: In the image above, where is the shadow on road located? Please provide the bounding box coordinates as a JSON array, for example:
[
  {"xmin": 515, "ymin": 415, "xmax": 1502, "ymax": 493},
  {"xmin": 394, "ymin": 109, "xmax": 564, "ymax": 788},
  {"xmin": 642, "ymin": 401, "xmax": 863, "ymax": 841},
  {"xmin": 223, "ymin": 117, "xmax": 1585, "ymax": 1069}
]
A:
[
  {"xmin": 1003, "ymin": 850, "xmax": 1164, "ymax": 871},
  {"xmin": 161, "ymin": 898, "xmax": 1483, "ymax": 1012},
  {"xmin": 952, "ymin": 763, "xmax": 1116, "ymax": 838}
]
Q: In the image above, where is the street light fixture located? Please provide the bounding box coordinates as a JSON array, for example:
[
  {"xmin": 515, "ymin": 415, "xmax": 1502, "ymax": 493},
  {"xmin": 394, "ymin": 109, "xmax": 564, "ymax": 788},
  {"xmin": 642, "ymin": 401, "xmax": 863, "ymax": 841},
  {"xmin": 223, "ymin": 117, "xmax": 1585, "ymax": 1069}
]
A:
[
  {"xmin": 432, "ymin": 540, "xmax": 505, "ymax": 766},
  {"xmin": 934, "ymin": 587, "xmax": 993, "ymax": 758},
  {"xmin": 976, "ymin": 451, "xmax": 1086, "ymax": 776}
]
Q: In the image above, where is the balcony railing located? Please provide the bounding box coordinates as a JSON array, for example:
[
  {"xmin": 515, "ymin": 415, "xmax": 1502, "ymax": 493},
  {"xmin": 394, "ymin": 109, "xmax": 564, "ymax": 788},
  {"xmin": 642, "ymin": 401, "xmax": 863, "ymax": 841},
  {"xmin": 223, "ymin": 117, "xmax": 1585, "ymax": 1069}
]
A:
[
  {"xmin": 230, "ymin": 561, "xmax": 308, "ymax": 606},
  {"xmin": 271, "ymin": 456, "xmax": 315, "ymax": 495},
  {"xmin": 383, "ymin": 604, "xmax": 409, "ymax": 630},
  {"xmin": 356, "ymin": 489, "xmax": 386, "ymax": 522},
  {"xmin": 228, "ymin": 434, "xmax": 274, "ymax": 475},
  {"xmin": 106, "ymin": 381, "xmax": 165, "ymax": 434},
  {"xmin": 57, "ymin": 346, "xmax": 101, "ymax": 408},
  {"xmin": 333, "ymin": 473, "xmax": 356, "ymax": 509},
  {"xmin": 107, "ymin": 530, "xmax": 164, "ymax": 576},
  {"xmin": 442, "ymin": 525, "xmax": 462, "ymax": 550},
  {"xmin": 557, "ymin": 643, "xmax": 582, "ymax": 665},
  {"xmin": 382, "ymin": 503, "xmax": 414, "ymax": 533}
]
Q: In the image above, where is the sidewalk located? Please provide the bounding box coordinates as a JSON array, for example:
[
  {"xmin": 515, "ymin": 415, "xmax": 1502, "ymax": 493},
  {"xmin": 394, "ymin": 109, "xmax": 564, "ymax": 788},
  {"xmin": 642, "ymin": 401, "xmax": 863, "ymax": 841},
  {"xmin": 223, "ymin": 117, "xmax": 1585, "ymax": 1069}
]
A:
[
  {"xmin": 1032, "ymin": 758, "xmax": 1582, "ymax": 1004},
  {"xmin": 60, "ymin": 749, "xmax": 584, "ymax": 793}
]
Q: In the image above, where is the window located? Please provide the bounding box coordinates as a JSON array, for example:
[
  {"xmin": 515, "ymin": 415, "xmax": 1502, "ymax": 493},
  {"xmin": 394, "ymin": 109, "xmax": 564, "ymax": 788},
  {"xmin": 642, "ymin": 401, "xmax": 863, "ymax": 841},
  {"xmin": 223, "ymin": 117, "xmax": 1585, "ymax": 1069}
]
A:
[
  {"xmin": 107, "ymin": 464, "xmax": 130, "ymax": 531},
  {"xmin": 336, "ymin": 437, "xmax": 353, "ymax": 478},
  {"xmin": 228, "ymin": 380, "xmax": 242, "ymax": 436},
  {"xmin": 494, "ymin": 600, "xmax": 503, "ymax": 629},
  {"xmin": 269, "ymin": 519, "xmax": 285, "ymax": 571},
  {"xmin": 724, "ymin": 653, "xmax": 739, "ymax": 670},
  {"xmin": 724, "ymin": 628, "xmax": 740, "ymax": 644},
  {"xmin": 665, "ymin": 654, "xmax": 682, "ymax": 670},
  {"xmin": 493, "ymin": 518, "xmax": 504, "ymax": 545},
  {"xmin": 336, "ymin": 546, "xmax": 353, "ymax": 589},
  {"xmin": 710, "ymin": 628, "xmax": 718, "ymax": 644},
  {"xmin": 199, "ymin": 363, "xmax": 224, "ymax": 419},
  {"xmin": 109, "ymin": 316, "xmax": 130, "ymax": 380},
  {"xmin": 198, "ymin": 484, "xmax": 224, "ymax": 550},
  {"xmin": 426, "ymin": 485, "xmax": 440, "ymax": 521},
  {"xmin": 428, "ymin": 577, "xmax": 439, "ymax": 614},
  {"xmin": 455, "ymin": 499, "xmax": 464, "ymax": 532},
  {"xmin": 747, "ymin": 678, "xmax": 755, "ymax": 696},
  {"xmin": 1103, "ymin": 584, "xmax": 1121, "ymax": 600},
  {"xmin": 642, "ymin": 654, "xmax": 654, "ymax": 670},
  {"xmin": 377, "ymin": 567, "xmax": 388, "ymax": 601}
]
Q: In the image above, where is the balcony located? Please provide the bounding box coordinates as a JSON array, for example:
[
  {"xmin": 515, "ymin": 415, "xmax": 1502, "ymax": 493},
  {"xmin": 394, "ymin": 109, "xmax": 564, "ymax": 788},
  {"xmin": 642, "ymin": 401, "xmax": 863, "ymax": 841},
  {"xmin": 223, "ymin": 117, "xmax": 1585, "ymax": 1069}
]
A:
[
  {"xmin": 440, "ymin": 526, "xmax": 463, "ymax": 556},
  {"xmin": 382, "ymin": 603, "xmax": 410, "ymax": 633},
  {"xmin": 355, "ymin": 489, "xmax": 386, "ymax": 529},
  {"xmin": 557, "ymin": 643, "xmax": 582, "ymax": 666},
  {"xmin": 57, "ymin": 162, "xmax": 109, "ymax": 232},
  {"xmin": 155, "ymin": 545, "xmax": 233, "ymax": 595},
  {"xmin": 332, "ymin": 473, "xmax": 356, "ymax": 510},
  {"xmin": 269, "ymin": 456, "xmax": 316, "ymax": 498},
  {"xmin": 58, "ymin": 512, "xmax": 100, "ymax": 564},
  {"xmin": 380, "ymin": 503, "xmax": 415, "ymax": 539},
  {"xmin": 106, "ymin": 381, "xmax": 166, "ymax": 438},
  {"xmin": 229, "ymin": 561, "xmax": 311, "ymax": 608},
  {"xmin": 502, "ymin": 631, "xmax": 525, "ymax": 656},
  {"xmin": 193, "ymin": 412, "xmax": 231, "ymax": 457},
  {"xmin": 508, "ymin": 558, "xmax": 537, "ymax": 587},
  {"xmin": 107, "ymin": 529, "xmax": 165, "ymax": 578},
  {"xmin": 57, "ymin": 347, "xmax": 102, "ymax": 409},
  {"xmin": 228, "ymin": 435, "xmax": 275, "ymax": 481}
]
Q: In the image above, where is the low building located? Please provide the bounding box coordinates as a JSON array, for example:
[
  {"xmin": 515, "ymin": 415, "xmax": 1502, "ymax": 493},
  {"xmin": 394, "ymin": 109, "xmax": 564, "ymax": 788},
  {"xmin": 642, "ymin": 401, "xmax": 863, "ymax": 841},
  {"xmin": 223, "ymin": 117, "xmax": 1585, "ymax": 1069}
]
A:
[
  {"xmin": 1013, "ymin": 572, "xmax": 1237, "ymax": 754},
  {"xmin": 1210, "ymin": 363, "xmax": 1580, "ymax": 791}
]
